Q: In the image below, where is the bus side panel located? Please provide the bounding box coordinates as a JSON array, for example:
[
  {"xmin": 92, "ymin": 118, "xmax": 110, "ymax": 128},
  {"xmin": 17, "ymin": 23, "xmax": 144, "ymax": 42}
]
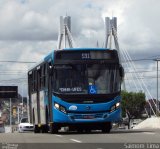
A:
[
  {"xmin": 31, "ymin": 93, "xmax": 38, "ymax": 125},
  {"xmin": 39, "ymin": 90, "xmax": 46, "ymax": 124}
]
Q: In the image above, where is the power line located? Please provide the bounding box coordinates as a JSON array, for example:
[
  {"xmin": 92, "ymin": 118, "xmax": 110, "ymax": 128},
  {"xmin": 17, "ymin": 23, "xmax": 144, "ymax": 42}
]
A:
[
  {"xmin": 0, "ymin": 73, "xmax": 26, "ymax": 75},
  {"xmin": 125, "ymin": 70, "xmax": 160, "ymax": 74},
  {"xmin": 0, "ymin": 78, "xmax": 27, "ymax": 82},
  {"xmin": 0, "ymin": 60, "xmax": 36, "ymax": 63},
  {"xmin": 122, "ymin": 58, "xmax": 155, "ymax": 63},
  {"xmin": 125, "ymin": 76, "xmax": 160, "ymax": 80},
  {"xmin": 0, "ymin": 58, "xmax": 158, "ymax": 64}
]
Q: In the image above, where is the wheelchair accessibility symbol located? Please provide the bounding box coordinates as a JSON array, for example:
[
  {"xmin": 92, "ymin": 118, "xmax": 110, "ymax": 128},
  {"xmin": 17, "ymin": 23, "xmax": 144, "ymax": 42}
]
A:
[{"xmin": 89, "ymin": 85, "xmax": 97, "ymax": 94}]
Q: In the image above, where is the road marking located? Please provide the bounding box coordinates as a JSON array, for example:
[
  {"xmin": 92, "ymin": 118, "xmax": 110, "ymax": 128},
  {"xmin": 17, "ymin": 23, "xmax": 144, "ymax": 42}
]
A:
[
  {"xmin": 70, "ymin": 139, "xmax": 82, "ymax": 143},
  {"xmin": 55, "ymin": 135, "xmax": 63, "ymax": 137},
  {"xmin": 143, "ymin": 132, "xmax": 155, "ymax": 135}
]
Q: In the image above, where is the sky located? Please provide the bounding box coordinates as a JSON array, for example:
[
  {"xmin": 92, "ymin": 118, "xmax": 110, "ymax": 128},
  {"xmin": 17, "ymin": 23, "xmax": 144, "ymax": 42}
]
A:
[{"xmin": 0, "ymin": 0, "xmax": 160, "ymax": 99}]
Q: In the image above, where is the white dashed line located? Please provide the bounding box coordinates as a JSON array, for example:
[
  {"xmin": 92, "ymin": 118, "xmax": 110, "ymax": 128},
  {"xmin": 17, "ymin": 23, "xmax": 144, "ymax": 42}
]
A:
[
  {"xmin": 55, "ymin": 135, "xmax": 63, "ymax": 137},
  {"xmin": 143, "ymin": 132, "xmax": 155, "ymax": 135},
  {"xmin": 70, "ymin": 139, "xmax": 82, "ymax": 143}
]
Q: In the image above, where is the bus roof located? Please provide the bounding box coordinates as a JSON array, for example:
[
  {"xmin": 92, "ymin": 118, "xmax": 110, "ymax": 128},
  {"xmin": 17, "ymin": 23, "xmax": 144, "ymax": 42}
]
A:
[{"xmin": 63, "ymin": 48, "xmax": 109, "ymax": 51}]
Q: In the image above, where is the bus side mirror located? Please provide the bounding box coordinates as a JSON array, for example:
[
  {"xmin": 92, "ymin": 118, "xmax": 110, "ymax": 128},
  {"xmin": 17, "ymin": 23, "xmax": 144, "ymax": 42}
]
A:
[{"xmin": 119, "ymin": 65, "xmax": 124, "ymax": 78}]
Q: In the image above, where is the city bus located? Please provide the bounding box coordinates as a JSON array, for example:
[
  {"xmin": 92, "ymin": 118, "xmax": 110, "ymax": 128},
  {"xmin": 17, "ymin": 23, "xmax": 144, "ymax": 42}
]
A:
[{"xmin": 28, "ymin": 48, "xmax": 124, "ymax": 133}]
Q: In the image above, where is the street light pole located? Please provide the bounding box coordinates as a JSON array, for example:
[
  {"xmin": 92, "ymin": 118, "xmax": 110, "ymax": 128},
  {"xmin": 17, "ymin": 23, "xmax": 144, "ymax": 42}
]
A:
[
  {"xmin": 157, "ymin": 60, "xmax": 158, "ymax": 116},
  {"xmin": 155, "ymin": 59, "xmax": 160, "ymax": 116},
  {"xmin": 10, "ymin": 98, "xmax": 12, "ymax": 131}
]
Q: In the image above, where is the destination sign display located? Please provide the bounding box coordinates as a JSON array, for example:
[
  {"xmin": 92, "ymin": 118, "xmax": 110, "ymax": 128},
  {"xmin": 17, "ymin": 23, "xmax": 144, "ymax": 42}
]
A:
[{"xmin": 55, "ymin": 50, "xmax": 118, "ymax": 61}]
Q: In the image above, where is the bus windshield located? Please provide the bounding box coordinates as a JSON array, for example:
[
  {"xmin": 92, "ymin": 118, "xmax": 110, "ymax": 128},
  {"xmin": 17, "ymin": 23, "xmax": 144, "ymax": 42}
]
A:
[{"xmin": 53, "ymin": 64, "xmax": 121, "ymax": 95}]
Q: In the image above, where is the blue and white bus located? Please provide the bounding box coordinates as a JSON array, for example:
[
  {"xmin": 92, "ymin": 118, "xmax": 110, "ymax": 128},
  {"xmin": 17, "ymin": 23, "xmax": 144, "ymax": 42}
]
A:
[{"xmin": 28, "ymin": 48, "xmax": 124, "ymax": 133}]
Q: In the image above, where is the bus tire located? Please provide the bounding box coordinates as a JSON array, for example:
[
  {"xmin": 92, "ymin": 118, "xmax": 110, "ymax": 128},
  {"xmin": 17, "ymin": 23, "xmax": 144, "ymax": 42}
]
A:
[
  {"xmin": 85, "ymin": 129, "xmax": 91, "ymax": 133},
  {"xmin": 46, "ymin": 124, "xmax": 49, "ymax": 133},
  {"xmin": 34, "ymin": 125, "xmax": 40, "ymax": 133},
  {"xmin": 50, "ymin": 123, "xmax": 58, "ymax": 134},
  {"xmin": 102, "ymin": 122, "xmax": 111, "ymax": 133},
  {"xmin": 77, "ymin": 128, "xmax": 84, "ymax": 133},
  {"xmin": 42, "ymin": 124, "xmax": 49, "ymax": 133}
]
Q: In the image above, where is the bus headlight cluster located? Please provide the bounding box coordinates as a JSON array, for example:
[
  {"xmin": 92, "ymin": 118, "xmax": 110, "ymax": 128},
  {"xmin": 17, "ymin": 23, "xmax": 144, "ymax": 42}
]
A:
[
  {"xmin": 110, "ymin": 102, "xmax": 120, "ymax": 112},
  {"xmin": 54, "ymin": 102, "xmax": 67, "ymax": 114}
]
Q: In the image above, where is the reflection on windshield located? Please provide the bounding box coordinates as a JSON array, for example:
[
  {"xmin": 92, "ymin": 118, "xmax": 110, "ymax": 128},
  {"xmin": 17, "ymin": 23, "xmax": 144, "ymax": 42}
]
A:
[{"xmin": 53, "ymin": 64, "xmax": 120, "ymax": 94}]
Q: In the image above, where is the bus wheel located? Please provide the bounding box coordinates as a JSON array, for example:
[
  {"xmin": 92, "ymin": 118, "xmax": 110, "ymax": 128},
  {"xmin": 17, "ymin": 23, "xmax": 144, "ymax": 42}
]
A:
[
  {"xmin": 85, "ymin": 129, "xmax": 91, "ymax": 133},
  {"xmin": 34, "ymin": 125, "xmax": 40, "ymax": 133},
  {"xmin": 102, "ymin": 122, "xmax": 111, "ymax": 133},
  {"xmin": 50, "ymin": 123, "xmax": 58, "ymax": 134},
  {"xmin": 77, "ymin": 128, "xmax": 84, "ymax": 133},
  {"xmin": 42, "ymin": 125, "xmax": 48, "ymax": 133}
]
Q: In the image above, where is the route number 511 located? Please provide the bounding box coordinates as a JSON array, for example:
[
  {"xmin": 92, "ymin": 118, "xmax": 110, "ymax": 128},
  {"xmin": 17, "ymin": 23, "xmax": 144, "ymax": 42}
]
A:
[{"xmin": 82, "ymin": 53, "xmax": 90, "ymax": 59}]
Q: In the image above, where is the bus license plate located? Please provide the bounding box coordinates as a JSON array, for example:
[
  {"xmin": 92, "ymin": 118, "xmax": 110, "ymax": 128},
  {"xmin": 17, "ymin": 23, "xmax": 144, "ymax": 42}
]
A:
[{"xmin": 83, "ymin": 115, "xmax": 95, "ymax": 119}]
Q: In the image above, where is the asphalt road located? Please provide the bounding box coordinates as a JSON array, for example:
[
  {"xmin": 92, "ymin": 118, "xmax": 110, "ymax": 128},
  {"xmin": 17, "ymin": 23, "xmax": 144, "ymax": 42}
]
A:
[{"xmin": 0, "ymin": 129, "xmax": 160, "ymax": 149}]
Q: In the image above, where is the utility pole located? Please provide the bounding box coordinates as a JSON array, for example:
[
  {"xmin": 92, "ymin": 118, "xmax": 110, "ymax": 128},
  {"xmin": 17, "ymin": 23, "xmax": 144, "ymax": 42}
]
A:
[
  {"xmin": 10, "ymin": 98, "xmax": 12, "ymax": 131},
  {"xmin": 155, "ymin": 59, "xmax": 160, "ymax": 116},
  {"xmin": 157, "ymin": 60, "xmax": 158, "ymax": 116}
]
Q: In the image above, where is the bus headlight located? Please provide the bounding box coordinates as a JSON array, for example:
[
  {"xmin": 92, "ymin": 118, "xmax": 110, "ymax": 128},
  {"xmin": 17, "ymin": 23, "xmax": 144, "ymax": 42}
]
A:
[
  {"xmin": 54, "ymin": 103, "xmax": 60, "ymax": 109},
  {"xmin": 54, "ymin": 102, "xmax": 67, "ymax": 114},
  {"xmin": 110, "ymin": 102, "xmax": 120, "ymax": 112},
  {"xmin": 116, "ymin": 102, "xmax": 120, "ymax": 108}
]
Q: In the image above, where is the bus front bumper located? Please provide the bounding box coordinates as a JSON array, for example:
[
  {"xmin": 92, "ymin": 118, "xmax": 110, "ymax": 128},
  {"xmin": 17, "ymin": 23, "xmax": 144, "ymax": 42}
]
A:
[{"xmin": 53, "ymin": 108, "xmax": 121, "ymax": 124}]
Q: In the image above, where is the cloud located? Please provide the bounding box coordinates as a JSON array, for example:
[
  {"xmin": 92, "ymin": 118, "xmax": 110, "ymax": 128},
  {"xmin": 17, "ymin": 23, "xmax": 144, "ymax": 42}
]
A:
[
  {"xmin": 119, "ymin": 0, "xmax": 160, "ymax": 52},
  {"xmin": 0, "ymin": 0, "xmax": 159, "ymax": 97},
  {"xmin": 0, "ymin": 0, "xmax": 59, "ymax": 41}
]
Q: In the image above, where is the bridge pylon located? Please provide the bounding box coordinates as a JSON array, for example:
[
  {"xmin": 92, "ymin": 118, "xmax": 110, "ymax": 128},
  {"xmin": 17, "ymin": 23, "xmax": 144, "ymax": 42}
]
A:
[
  {"xmin": 57, "ymin": 16, "xmax": 75, "ymax": 49},
  {"xmin": 104, "ymin": 17, "xmax": 126, "ymax": 90}
]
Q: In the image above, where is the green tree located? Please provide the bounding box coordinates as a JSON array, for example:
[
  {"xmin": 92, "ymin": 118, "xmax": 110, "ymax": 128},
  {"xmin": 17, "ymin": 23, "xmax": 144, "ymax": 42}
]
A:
[{"xmin": 121, "ymin": 90, "xmax": 146, "ymax": 118}]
